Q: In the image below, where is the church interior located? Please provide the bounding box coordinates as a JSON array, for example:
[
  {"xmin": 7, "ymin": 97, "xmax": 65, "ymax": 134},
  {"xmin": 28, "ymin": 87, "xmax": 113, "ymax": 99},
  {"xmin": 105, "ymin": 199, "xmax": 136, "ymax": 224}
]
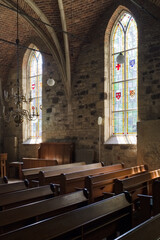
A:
[{"xmin": 0, "ymin": 0, "xmax": 160, "ymax": 239}]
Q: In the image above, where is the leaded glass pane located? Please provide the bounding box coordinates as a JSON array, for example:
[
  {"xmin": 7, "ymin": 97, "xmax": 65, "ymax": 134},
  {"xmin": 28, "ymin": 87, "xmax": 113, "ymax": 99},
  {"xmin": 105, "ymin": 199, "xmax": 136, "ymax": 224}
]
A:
[
  {"xmin": 30, "ymin": 55, "xmax": 37, "ymax": 77},
  {"xmin": 30, "ymin": 76, "xmax": 36, "ymax": 98},
  {"xmin": 126, "ymin": 80, "xmax": 137, "ymax": 110},
  {"xmin": 112, "ymin": 54, "xmax": 124, "ymax": 82},
  {"xmin": 119, "ymin": 13, "xmax": 131, "ymax": 30},
  {"xmin": 111, "ymin": 12, "xmax": 138, "ymax": 137},
  {"xmin": 112, "ymin": 112, "xmax": 124, "ymax": 134},
  {"xmin": 127, "ymin": 110, "xmax": 137, "ymax": 134},
  {"xmin": 38, "ymin": 54, "xmax": 43, "ymax": 75},
  {"xmin": 112, "ymin": 24, "xmax": 124, "ymax": 54},
  {"xmin": 112, "ymin": 82, "xmax": 124, "ymax": 112},
  {"xmin": 126, "ymin": 49, "xmax": 137, "ymax": 80},
  {"xmin": 28, "ymin": 48, "xmax": 42, "ymax": 141},
  {"xmin": 126, "ymin": 18, "xmax": 137, "ymax": 50}
]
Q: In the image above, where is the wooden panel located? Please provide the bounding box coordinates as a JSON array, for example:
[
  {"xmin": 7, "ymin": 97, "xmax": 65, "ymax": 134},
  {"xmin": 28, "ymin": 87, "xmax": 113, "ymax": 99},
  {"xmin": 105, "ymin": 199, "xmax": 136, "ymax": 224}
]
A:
[
  {"xmin": 22, "ymin": 158, "xmax": 58, "ymax": 169},
  {"xmin": 38, "ymin": 142, "xmax": 74, "ymax": 164}
]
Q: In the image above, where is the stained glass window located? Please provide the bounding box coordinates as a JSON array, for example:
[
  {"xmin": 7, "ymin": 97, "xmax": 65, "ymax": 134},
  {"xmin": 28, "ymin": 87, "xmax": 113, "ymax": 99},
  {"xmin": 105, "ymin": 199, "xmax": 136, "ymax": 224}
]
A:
[
  {"xmin": 111, "ymin": 12, "xmax": 138, "ymax": 136},
  {"xmin": 28, "ymin": 49, "xmax": 42, "ymax": 142}
]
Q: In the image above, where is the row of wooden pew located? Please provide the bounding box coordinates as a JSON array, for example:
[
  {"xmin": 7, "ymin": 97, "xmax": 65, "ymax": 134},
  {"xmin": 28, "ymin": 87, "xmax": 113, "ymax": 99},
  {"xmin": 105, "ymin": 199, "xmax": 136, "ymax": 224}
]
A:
[{"xmin": 1, "ymin": 162, "xmax": 160, "ymax": 239}]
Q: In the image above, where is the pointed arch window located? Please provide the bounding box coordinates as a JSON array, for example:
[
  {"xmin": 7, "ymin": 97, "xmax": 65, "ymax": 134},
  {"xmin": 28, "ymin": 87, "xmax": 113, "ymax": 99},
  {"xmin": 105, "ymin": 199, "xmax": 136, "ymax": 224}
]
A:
[
  {"xmin": 110, "ymin": 12, "xmax": 138, "ymax": 142},
  {"xmin": 23, "ymin": 46, "xmax": 42, "ymax": 144}
]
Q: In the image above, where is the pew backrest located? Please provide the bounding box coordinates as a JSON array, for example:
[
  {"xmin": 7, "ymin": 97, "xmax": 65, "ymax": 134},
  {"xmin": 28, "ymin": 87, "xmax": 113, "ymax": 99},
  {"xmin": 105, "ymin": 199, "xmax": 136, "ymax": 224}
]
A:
[
  {"xmin": 39, "ymin": 162, "xmax": 106, "ymax": 185},
  {"xmin": 0, "ymin": 184, "xmax": 56, "ymax": 210},
  {"xmin": 0, "ymin": 193, "xmax": 132, "ymax": 240},
  {"xmin": 114, "ymin": 169, "xmax": 160, "ymax": 196},
  {"xmin": 0, "ymin": 188, "xmax": 89, "ymax": 232},
  {"xmin": 0, "ymin": 180, "xmax": 29, "ymax": 195},
  {"xmin": 22, "ymin": 158, "xmax": 58, "ymax": 169},
  {"xmin": 59, "ymin": 163, "xmax": 128, "ymax": 194},
  {"xmin": 22, "ymin": 161, "xmax": 86, "ymax": 180},
  {"xmin": 85, "ymin": 164, "xmax": 148, "ymax": 203}
]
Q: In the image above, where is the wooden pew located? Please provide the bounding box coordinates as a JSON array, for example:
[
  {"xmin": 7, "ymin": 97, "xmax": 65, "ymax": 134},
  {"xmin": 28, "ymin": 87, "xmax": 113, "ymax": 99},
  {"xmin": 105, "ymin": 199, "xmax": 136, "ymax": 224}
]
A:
[
  {"xmin": 39, "ymin": 163, "xmax": 124, "ymax": 186},
  {"xmin": 85, "ymin": 165, "xmax": 148, "ymax": 203},
  {"xmin": 0, "ymin": 192, "xmax": 132, "ymax": 240},
  {"xmin": 0, "ymin": 189, "xmax": 89, "ymax": 234},
  {"xmin": 22, "ymin": 161, "xmax": 86, "ymax": 185},
  {"xmin": 22, "ymin": 158, "xmax": 58, "ymax": 169},
  {"xmin": 0, "ymin": 180, "xmax": 29, "ymax": 195},
  {"xmin": 136, "ymin": 179, "xmax": 160, "ymax": 222},
  {"xmin": 0, "ymin": 176, "xmax": 8, "ymax": 184},
  {"xmin": 114, "ymin": 169, "xmax": 160, "ymax": 225},
  {"xmin": 0, "ymin": 184, "xmax": 56, "ymax": 210},
  {"xmin": 114, "ymin": 169, "xmax": 160, "ymax": 197},
  {"xmin": 60, "ymin": 164, "xmax": 147, "ymax": 195},
  {"xmin": 115, "ymin": 213, "xmax": 160, "ymax": 240}
]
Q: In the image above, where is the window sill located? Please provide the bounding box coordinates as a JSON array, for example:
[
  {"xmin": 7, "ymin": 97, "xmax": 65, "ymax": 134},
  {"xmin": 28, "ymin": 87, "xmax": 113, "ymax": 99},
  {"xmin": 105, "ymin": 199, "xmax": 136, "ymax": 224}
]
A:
[
  {"xmin": 105, "ymin": 135, "xmax": 137, "ymax": 145},
  {"xmin": 23, "ymin": 138, "xmax": 42, "ymax": 144}
]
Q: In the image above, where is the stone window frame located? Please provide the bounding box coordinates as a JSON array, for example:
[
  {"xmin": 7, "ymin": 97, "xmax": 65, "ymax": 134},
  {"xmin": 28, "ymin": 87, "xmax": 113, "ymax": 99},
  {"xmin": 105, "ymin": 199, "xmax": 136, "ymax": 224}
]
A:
[{"xmin": 104, "ymin": 7, "xmax": 138, "ymax": 145}]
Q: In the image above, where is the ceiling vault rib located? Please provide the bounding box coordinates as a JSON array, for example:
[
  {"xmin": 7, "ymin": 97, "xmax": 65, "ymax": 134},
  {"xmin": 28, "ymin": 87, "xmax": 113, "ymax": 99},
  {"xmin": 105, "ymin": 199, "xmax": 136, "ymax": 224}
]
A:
[{"xmin": 58, "ymin": 0, "xmax": 72, "ymax": 110}]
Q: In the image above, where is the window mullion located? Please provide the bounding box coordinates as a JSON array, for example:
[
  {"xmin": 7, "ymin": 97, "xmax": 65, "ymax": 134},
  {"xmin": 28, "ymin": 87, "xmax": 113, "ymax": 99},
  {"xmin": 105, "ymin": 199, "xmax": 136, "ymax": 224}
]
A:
[{"xmin": 124, "ymin": 31, "xmax": 127, "ymax": 136}]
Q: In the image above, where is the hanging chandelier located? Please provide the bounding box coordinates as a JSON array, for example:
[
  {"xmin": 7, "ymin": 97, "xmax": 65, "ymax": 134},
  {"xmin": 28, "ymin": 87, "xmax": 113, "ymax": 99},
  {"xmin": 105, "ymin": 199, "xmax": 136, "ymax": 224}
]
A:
[{"xmin": 2, "ymin": 0, "xmax": 40, "ymax": 127}]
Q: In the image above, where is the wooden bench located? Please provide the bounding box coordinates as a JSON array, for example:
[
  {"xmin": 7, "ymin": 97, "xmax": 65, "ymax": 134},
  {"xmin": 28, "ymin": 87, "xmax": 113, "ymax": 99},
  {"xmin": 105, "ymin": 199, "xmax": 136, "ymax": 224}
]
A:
[
  {"xmin": 114, "ymin": 169, "xmax": 160, "ymax": 226},
  {"xmin": 39, "ymin": 163, "xmax": 124, "ymax": 187},
  {"xmin": 114, "ymin": 169, "xmax": 160, "ymax": 197},
  {"xmin": 22, "ymin": 161, "xmax": 86, "ymax": 185},
  {"xmin": 115, "ymin": 213, "xmax": 160, "ymax": 240},
  {"xmin": 59, "ymin": 163, "xmax": 140, "ymax": 195},
  {"xmin": 22, "ymin": 158, "xmax": 58, "ymax": 169},
  {"xmin": 85, "ymin": 164, "xmax": 148, "ymax": 203},
  {"xmin": 136, "ymin": 179, "xmax": 160, "ymax": 222},
  {"xmin": 0, "ymin": 180, "xmax": 29, "ymax": 195},
  {"xmin": 0, "ymin": 176, "xmax": 8, "ymax": 184},
  {"xmin": 0, "ymin": 188, "xmax": 89, "ymax": 234},
  {"xmin": 0, "ymin": 184, "xmax": 56, "ymax": 210},
  {"xmin": 0, "ymin": 192, "xmax": 132, "ymax": 240}
]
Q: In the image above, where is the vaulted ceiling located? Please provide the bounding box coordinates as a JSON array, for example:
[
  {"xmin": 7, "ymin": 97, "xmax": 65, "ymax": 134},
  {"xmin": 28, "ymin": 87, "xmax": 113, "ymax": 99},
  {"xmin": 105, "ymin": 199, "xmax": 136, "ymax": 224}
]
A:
[{"xmin": 0, "ymin": 0, "xmax": 159, "ymax": 88}]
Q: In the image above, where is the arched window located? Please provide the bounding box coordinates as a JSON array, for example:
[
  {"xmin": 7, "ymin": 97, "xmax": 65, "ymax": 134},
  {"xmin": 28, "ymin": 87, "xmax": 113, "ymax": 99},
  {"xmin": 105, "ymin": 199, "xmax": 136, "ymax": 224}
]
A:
[
  {"xmin": 106, "ymin": 12, "xmax": 138, "ymax": 144},
  {"xmin": 23, "ymin": 46, "xmax": 42, "ymax": 144}
]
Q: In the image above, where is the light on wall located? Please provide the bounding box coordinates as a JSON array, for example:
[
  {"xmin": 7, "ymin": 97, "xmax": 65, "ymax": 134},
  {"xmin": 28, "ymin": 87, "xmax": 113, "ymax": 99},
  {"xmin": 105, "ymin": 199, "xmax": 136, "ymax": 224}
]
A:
[
  {"xmin": 116, "ymin": 52, "xmax": 125, "ymax": 64},
  {"xmin": 47, "ymin": 72, "xmax": 55, "ymax": 86}
]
